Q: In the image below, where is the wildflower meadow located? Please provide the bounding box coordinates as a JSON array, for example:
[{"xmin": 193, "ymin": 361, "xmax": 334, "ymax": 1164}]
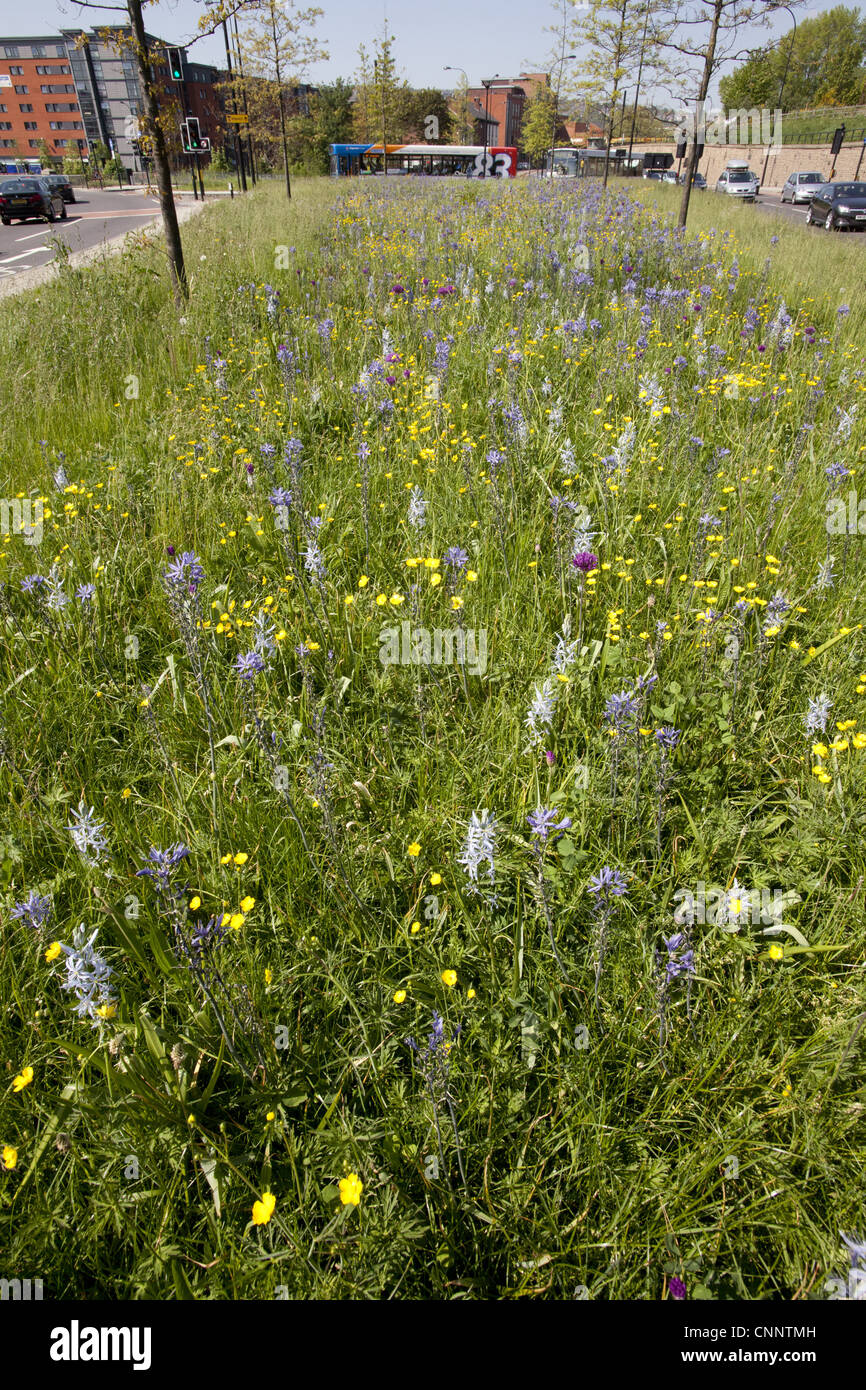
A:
[{"xmin": 1, "ymin": 176, "xmax": 864, "ymax": 1305}]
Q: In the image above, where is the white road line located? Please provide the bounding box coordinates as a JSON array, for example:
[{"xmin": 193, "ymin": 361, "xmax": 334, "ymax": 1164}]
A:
[
  {"xmin": 0, "ymin": 266, "xmax": 17, "ymax": 276},
  {"xmin": 0, "ymin": 246, "xmax": 52, "ymax": 263},
  {"xmin": 15, "ymin": 227, "xmax": 51, "ymax": 242}
]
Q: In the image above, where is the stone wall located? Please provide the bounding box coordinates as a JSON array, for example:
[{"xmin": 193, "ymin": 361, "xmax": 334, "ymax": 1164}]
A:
[{"xmin": 632, "ymin": 140, "xmax": 866, "ymax": 189}]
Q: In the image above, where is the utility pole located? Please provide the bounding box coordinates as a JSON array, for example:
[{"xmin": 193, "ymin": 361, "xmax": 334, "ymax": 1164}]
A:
[
  {"xmin": 481, "ymin": 76, "xmax": 499, "ymax": 176},
  {"xmin": 760, "ymin": 5, "xmax": 797, "ymax": 191},
  {"xmin": 221, "ymin": 15, "xmax": 247, "ymax": 190},
  {"xmin": 232, "ymin": 10, "xmax": 256, "ymax": 185},
  {"xmin": 550, "ymin": 54, "xmax": 576, "ymax": 178},
  {"xmin": 627, "ymin": 0, "xmax": 651, "ymax": 170}
]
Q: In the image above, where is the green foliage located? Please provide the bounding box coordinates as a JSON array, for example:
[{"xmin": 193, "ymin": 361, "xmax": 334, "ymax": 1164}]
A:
[{"xmin": 719, "ymin": 5, "xmax": 866, "ymax": 112}]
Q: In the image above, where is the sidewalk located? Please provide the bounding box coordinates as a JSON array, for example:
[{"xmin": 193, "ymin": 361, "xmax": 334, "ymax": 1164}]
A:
[{"xmin": 0, "ymin": 197, "xmax": 208, "ymax": 301}]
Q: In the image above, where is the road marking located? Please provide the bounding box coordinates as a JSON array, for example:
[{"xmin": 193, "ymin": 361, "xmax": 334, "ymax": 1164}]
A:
[
  {"xmin": 0, "ymin": 246, "xmax": 52, "ymax": 263},
  {"xmin": 15, "ymin": 227, "xmax": 51, "ymax": 242},
  {"xmin": 0, "ymin": 266, "xmax": 17, "ymax": 276}
]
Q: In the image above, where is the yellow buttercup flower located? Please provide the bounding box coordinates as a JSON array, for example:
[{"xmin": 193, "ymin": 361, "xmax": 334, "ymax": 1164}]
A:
[
  {"xmin": 45, "ymin": 941, "xmax": 61, "ymax": 962},
  {"xmin": 430, "ymin": 872, "xmax": 442, "ymax": 885},
  {"xmin": 407, "ymin": 842, "xmax": 421, "ymax": 858},
  {"xmin": 12, "ymin": 1067, "xmax": 33, "ymax": 1092},
  {"xmin": 240, "ymin": 896, "xmax": 255, "ymax": 913},
  {"xmin": 393, "ymin": 989, "xmax": 407, "ymax": 1003},
  {"xmin": 768, "ymin": 944, "xmax": 784, "ymax": 961},
  {"xmin": 229, "ymin": 913, "xmax": 245, "ymax": 931},
  {"xmin": 252, "ymin": 1191, "xmax": 276, "ymax": 1225},
  {"xmin": 3, "ymin": 1144, "xmax": 18, "ymax": 1169},
  {"xmin": 338, "ymin": 1173, "xmax": 363, "ymax": 1206},
  {"xmin": 441, "ymin": 969, "xmax": 457, "ymax": 987},
  {"xmin": 264, "ymin": 967, "xmax": 273, "ymax": 985},
  {"xmin": 233, "ymin": 853, "xmax": 248, "ymax": 866},
  {"xmin": 189, "ymin": 895, "xmax": 201, "ymax": 911}
]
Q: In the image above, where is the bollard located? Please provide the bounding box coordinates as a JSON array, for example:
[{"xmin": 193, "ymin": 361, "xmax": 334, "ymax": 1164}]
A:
[{"xmin": 229, "ymin": 181, "xmax": 234, "ymax": 199}]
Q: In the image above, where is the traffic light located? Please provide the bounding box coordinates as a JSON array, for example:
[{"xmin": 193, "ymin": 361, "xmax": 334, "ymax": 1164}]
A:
[
  {"xmin": 166, "ymin": 47, "xmax": 184, "ymax": 81},
  {"xmin": 186, "ymin": 116, "xmax": 202, "ymax": 151}
]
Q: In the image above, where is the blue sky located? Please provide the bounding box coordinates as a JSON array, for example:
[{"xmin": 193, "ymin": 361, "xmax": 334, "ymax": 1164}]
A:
[{"xmin": 0, "ymin": 0, "xmax": 852, "ymax": 101}]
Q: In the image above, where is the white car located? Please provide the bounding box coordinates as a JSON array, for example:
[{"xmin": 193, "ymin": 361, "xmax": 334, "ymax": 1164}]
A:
[
  {"xmin": 780, "ymin": 171, "xmax": 825, "ymax": 205},
  {"xmin": 715, "ymin": 169, "xmax": 757, "ymax": 201}
]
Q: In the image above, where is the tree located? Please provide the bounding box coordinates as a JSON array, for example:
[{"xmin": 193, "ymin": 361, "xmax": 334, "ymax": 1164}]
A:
[
  {"xmin": 522, "ymin": 87, "xmax": 559, "ymax": 166},
  {"xmin": 398, "ymin": 89, "xmax": 454, "ymax": 142},
  {"xmin": 234, "ymin": 0, "xmax": 327, "ymax": 199},
  {"xmin": 449, "ymin": 71, "xmax": 473, "ymax": 144},
  {"xmin": 353, "ymin": 28, "xmax": 407, "ymax": 151},
  {"xmin": 659, "ymin": 0, "xmax": 809, "ymax": 228},
  {"xmin": 572, "ymin": 0, "xmax": 651, "ymax": 187},
  {"xmin": 719, "ymin": 6, "xmax": 866, "ymax": 111}
]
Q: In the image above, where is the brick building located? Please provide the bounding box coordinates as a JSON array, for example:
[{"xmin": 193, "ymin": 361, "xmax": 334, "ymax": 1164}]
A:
[
  {"xmin": 465, "ymin": 73, "xmax": 549, "ymax": 150},
  {"xmin": 0, "ymin": 28, "xmax": 224, "ymax": 173}
]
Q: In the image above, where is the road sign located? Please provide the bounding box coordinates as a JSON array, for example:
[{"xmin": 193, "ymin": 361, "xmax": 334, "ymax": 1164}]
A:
[
  {"xmin": 227, "ymin": 114, "xmax": 249, "ymax": 124},
  {"xmin": 0, "ymin": 74, "xmax": 12, "ymax": 89}
]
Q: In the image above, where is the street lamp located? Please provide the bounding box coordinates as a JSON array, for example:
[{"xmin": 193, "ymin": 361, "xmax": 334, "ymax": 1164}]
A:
[
  {"xmin": 549, "ymin": 54, "xmax": 576, "ymax": 179},
  {"xmin": 444, "ymin": 66, "xmax": 470, "ymax": 144},
  {"xmin": 481, "ymin": 74, "xmax": 500, "ymax": 177},
  {"xmin": 760, "ymin": 5, "xmax": 797, "ymax": 190}
]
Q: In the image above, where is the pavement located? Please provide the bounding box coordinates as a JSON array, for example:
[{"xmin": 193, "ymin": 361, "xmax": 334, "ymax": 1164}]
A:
[{"xmin": 0, "ymin": 185, "xmax": 211, "ymax": 298}]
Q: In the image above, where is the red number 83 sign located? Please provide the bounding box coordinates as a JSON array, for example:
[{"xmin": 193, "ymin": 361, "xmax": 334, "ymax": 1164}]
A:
[{"xmin": 470, "ymin": 148, "xmax": 517, "ymax": 178}]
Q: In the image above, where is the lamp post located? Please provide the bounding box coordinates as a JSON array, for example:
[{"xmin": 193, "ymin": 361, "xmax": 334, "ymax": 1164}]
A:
[
  {"xmin": 760, "ymin": 5, "xmax": 797, "ymax": 190},
  {"xmin": 627, "ymin": 0, "xmax": 652, "ymax": 171},
  {"xmin": 549, "ymin": 53, "xmax": 576, "ymax": 178},
  {"xmin": 481, "ymin": 75, "xmax": 499, "ymax": 177},
  {"xmin": 444, "ymin": 66, "xmax": 470, "ymax": 144}
]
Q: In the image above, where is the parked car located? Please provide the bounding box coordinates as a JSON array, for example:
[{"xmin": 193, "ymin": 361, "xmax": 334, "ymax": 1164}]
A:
[
  {"xmin": 780, "ymin": 170, "xmax": 825, "ymax": 205},
  {"xmin": 642, "ymin": 169, "xmax": 662, "ymax": 180},
  {"xmin": 0, "ymin": 176, "xmax": 66, "ymax": 224},
  {"xmin": 43, "ymin": 172, "xmax": 76, "ymax": 204},
  {"xmin": 805, "ymin": 181, "xmax": 866, "ymax": 230},
  {"xmin": 679, "ymin": 171, "xmax": 707, "ymax": 189},
  {"xmin": 715, "ymin": 168, "xmax": 757, "ymax": 201},
  {"xmin": 659, "ymin": 169, "xmax": 678, "ymax": 184}
]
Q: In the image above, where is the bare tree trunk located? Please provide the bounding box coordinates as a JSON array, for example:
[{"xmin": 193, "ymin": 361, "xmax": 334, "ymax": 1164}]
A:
[
  {"xmin": 677, "ymin": 0, "xmax": 722, "ymax": 229},
  {"xmin": 603, "ymin": 93, "xmax": 616, "ymax": 188},
  {"xmin": 271, "ymin": 6, "xmax": 291, "ymax": 200},
  {"xmin": 127, "ymin": 0, "xmax": 187, "ymax": 302},
  {"xmin": 279, "ymin": 89, "xmax": 292, "ymax": 199}
]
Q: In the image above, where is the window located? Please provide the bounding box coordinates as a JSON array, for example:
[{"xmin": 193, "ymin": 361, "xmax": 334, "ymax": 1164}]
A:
[
  {"xmin": 49, "ymin": 121, "xmax": 81, "ymax": 130},
  {"xmin": 24, "ymin": 121, "xmax": 37, "ymax": 129},
  {"xmin": 28, "ymin": 139, "xmax": 40, "ymax": 148},
  {"xmin": 0, "ymin": 104, "xmax": 5, "ymax": 112},
  {"xmin": 55, "ymin": 46, "xmax": 66, "ymax": 58},
  {"xmin": 14, "ymin": 85, "xmax": 28, "ymax": 95},
  {"xmin": 31, "ymin": 45, "xmax": 45, "ymax": 58},
  {"xmin": 56, "ymin": 139, "xmax": 68, "ymax": 146},
  {"xmin": 0, "ymin": 122, "xmax": 10, "ymax": 130},
  {"xmin": 19, "ymin": 104, "xmax": 33, "ymax": 112},
  {"xmin": 3, "ymin": 46, "xmax": 19, "ymax": 59},
  {"xmin": 0, "ymin": 139, "xmax": 15, "ymax": 147},
  {"xmin": 41, "ymin": 85, "xmax": 76, "ymax": 94},
  {"xmin": 45, "ymin": 103, "xmax": 78, "ymax": 112},
  {"xmin": 9, "ymin": 65, "xmax": 24, "ymax": 74}
]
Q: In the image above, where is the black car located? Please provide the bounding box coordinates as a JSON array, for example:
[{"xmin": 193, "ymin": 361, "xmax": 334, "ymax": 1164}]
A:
[
  {"xmin": 43, "ymin": 172, "xmax": 76, "ymax": 204},
  {"xmin": 0, "ymin": 176, "xmax": 67, "ymax": 225},
  {"xmin": 805, "ymin": 181, "xmax": 866, "ymax": 231}
]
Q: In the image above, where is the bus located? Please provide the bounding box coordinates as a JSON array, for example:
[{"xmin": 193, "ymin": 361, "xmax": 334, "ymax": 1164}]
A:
[
  {"xmin": 329, "ymin": 143, "xmax": 517, "ymax": 179},
  {"xmin": 0, "ymin": 158, "xmax": 42, "ymax": 176}
]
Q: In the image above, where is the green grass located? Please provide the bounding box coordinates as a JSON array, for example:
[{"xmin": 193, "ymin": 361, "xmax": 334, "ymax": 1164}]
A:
[{"xmin": 0, "ymin": 176, "xmax": 863, "ymax": 1300}]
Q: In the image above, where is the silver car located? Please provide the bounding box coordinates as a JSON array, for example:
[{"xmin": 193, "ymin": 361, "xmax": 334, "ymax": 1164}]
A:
[
  {"xmin": 715, "ymin": 169, "xmax": 757, "ymax": 201},
  {"xmin": 780, "ymin": 171, "xmax": 825, "ymax": 205}
]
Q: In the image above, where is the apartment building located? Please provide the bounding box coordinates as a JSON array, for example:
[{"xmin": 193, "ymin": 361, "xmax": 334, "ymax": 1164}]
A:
[{"xmin": 0, "ymin": 28, "xmax": 223, "ymax": 172}]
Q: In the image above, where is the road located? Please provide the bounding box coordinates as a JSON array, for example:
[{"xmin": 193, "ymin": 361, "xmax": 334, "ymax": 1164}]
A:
[
  {"xmin": 734, "ymin": 188, "xmax": 866, "ymax": 239},
  {"xmin": 0, "ymin": 186, "xmax": 202, "ymax": 283}
]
